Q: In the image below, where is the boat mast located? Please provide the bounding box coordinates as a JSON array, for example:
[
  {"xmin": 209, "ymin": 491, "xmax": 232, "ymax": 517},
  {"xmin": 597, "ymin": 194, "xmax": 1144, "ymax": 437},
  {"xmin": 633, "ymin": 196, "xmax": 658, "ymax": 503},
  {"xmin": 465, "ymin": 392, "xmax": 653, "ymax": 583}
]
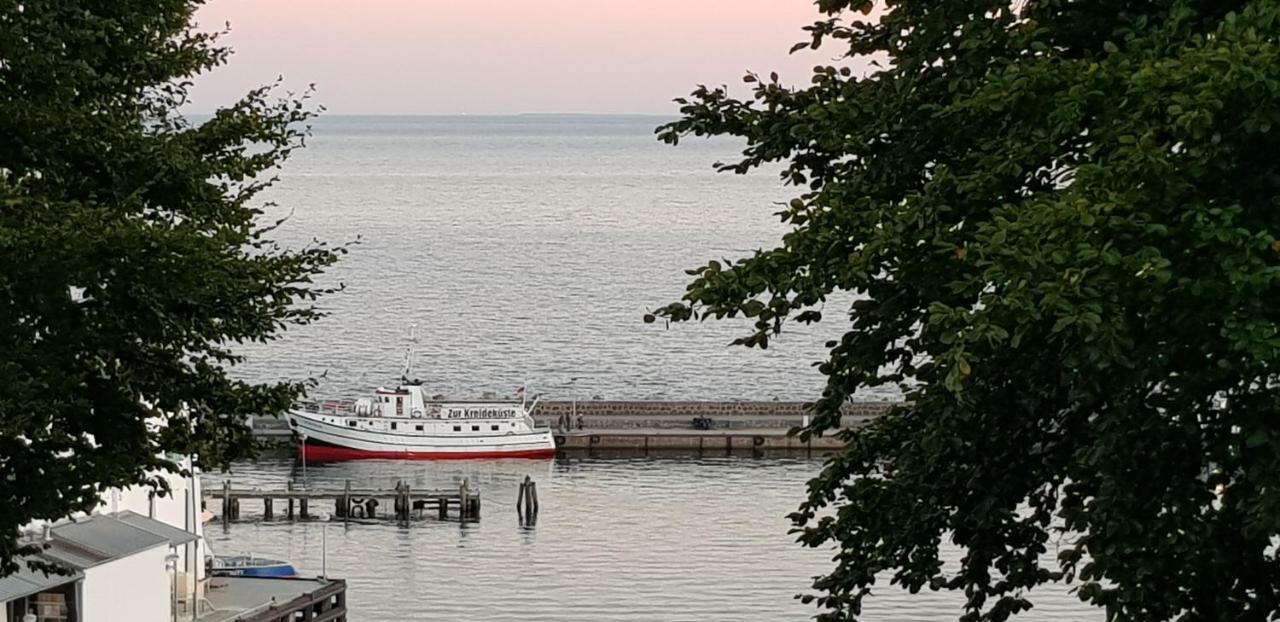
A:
[{"xmin": 403, "ymin": 323, "xmax": 418, "ymax": 381}]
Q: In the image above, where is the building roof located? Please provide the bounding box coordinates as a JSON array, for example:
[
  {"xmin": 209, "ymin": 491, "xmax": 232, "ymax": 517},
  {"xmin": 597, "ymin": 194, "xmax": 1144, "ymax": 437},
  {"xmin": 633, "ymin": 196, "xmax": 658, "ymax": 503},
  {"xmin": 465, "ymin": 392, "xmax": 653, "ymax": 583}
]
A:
[
  {"xmin": 112, "ymin": 510, "xmax": 199, "ymax": 546},
  {"xmin": 50, "ymin": 514, "xmax": 170, "ymax": 561},
  {"xmin": 38, "ymin": 540, "xmax": 111, "ymax": 569},
  {"xmin": 0, "ymin": 560, "xmax": 82, "ymax": 603}
]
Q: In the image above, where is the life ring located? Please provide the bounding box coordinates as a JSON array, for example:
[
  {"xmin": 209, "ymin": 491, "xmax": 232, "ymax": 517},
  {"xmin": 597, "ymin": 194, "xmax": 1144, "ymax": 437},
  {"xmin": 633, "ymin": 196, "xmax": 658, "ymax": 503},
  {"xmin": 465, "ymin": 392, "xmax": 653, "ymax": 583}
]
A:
[
  {"xmin": 349, "ymin": 503, "xmax": 365, "ymax": 519},
  {"xmin": 411, "ymin": 409, "xmax": 423, "ymax": 419},
  {"xmin": 753, "ymin": 435, "xmax": 765, "ymax": 447}
]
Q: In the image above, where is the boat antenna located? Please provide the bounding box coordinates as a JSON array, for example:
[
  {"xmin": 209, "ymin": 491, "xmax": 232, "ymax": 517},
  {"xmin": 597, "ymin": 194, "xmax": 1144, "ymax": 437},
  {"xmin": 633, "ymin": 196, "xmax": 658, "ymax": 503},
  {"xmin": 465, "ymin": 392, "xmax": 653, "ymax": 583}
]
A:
[{"xmin": 403, "ymin": 323, "xmax": 418, "ymax": 382}]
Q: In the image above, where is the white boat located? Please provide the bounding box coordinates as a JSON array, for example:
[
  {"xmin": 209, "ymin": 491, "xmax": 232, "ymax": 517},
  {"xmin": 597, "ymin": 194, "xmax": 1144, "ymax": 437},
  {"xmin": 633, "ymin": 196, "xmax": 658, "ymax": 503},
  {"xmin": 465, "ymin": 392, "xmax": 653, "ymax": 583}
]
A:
[
  {"xmin": 286, "ymin": 384, "xmax": 557, "ymax": 461},
  {"xmin": 286, "ymin": 326, "xmax": 556, "ymax": 461}
]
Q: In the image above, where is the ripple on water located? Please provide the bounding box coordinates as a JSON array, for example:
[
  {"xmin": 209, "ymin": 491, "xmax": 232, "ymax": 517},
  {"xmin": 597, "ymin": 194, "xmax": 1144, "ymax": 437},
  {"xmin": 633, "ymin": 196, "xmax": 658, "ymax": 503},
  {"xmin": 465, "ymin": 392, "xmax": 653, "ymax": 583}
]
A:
[{"xmin": 204, "ymin": 457, "xmax": 1100, "ymax": 621}]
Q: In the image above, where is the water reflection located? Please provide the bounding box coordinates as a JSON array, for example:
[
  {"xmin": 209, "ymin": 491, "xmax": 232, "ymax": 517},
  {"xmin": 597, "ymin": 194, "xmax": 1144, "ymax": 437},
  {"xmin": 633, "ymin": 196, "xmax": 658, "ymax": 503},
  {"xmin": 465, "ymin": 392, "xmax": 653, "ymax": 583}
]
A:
[{"xmin": 204, "ymin": 456, "xmax": 1098, "ymax": 622}]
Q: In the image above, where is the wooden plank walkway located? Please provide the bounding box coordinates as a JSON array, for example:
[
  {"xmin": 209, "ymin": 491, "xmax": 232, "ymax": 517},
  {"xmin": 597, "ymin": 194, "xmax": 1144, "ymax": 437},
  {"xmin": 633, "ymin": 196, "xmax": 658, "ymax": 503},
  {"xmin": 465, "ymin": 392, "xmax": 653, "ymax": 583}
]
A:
[{"xmin": 205, "ymin": 479, "xmax": 481, "ymax": 524}]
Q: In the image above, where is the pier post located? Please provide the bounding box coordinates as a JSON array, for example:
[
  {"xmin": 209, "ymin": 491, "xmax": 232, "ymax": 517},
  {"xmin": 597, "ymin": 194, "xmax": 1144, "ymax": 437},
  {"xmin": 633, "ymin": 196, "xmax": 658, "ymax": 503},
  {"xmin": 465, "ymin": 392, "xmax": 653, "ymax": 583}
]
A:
[
  {"xmin": 287, "ymin": 481, "xmax": 295, "ymax": 521},
  {"xmin": 516, "ymin": 479, "xmax": 525, "ymax": 521},
  {"xmin": 221, "ymin": 480, "xmax": 230, "ymax": 524},
  {"xmin": 459, "ymin": 479, "xmax": 470, "ymax": 523},
  {"xmin": 340, "ymin": 480, "xmax": 351, "ymax": 523},
  {"xmin": 264, "ymin": 498, "xmax": 273, "ymax": 521},
  {"xmin": 300, "ymin": 497, "xmax": 309, "ymax": 520},
  {"xmin": 392, "ymin": 481, "xmax": 410, "ymax": 522},
  {"xmin": 519, "ymin": 475, "xmax": 537, "ymax": 526},
  {"xmin": 438, "ymin": 497, "xmax": 447, "ymax": 521},
  {"xmin": 404, "ymin": 483, "xmax": 412, "ymax": 522}
]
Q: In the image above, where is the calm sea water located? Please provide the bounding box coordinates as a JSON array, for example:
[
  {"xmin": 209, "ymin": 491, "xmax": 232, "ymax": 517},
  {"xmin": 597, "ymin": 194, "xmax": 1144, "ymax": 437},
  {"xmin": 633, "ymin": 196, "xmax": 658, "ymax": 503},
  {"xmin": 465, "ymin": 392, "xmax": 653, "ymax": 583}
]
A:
[
  {"xmin": 234, "ymin": 114, "xmax": 873, "ymax": 402},
  {"xmin": 206, "ymin": 457, "xmax": 1100, "ymax": 621},
  {"xmin": 216, "ymin": 117, "xmax": 1100, "ymax": 621}
]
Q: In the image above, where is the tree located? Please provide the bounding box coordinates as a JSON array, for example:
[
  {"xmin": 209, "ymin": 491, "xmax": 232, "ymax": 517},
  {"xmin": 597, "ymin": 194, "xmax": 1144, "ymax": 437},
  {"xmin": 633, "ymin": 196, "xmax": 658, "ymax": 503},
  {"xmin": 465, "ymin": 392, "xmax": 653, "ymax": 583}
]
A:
[
  {"xmin": 0, "ymin": 0, "xmax": 341, "ymax": 574},
  {"xmin": 653, "ymin": 1, "xmax": 1280, "ymax": 620}
]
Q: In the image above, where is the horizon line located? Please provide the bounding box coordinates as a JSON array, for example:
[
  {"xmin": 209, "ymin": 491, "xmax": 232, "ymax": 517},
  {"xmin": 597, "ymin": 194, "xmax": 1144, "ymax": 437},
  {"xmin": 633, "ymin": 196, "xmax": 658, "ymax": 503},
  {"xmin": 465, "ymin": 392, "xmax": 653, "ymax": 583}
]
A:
[{"xmin": 180, "ymin": 111, "xmax": 678, "ymax": 118}]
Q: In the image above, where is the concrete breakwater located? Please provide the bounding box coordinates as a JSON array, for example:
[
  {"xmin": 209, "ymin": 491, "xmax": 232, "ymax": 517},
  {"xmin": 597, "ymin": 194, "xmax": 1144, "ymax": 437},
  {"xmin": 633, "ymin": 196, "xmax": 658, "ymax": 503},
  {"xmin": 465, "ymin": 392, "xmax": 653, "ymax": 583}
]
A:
[
  {"xmin": 529, "ymin": 399, "xmax": 900, "ymax": 430},
  {"xmin": 251, "ymin": 401, "xmax": 903, "ymax": 452}
]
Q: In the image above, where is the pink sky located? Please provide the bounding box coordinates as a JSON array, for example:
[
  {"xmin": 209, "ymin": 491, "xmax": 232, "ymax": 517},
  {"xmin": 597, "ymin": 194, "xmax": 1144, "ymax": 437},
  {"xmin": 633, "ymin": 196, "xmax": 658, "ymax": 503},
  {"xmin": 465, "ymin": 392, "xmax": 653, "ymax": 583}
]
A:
[{"xmin": 188, "ymin": 0, "xmax": 849, "ymax": 114}]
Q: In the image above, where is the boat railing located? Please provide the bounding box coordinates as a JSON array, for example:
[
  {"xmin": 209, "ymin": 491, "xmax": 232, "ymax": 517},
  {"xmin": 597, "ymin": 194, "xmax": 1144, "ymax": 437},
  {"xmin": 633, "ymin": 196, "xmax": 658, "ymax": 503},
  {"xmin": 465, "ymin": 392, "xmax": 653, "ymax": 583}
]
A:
[{"xmin": 298, "ymin": 399, "xmax": 358, "ymax": 415}]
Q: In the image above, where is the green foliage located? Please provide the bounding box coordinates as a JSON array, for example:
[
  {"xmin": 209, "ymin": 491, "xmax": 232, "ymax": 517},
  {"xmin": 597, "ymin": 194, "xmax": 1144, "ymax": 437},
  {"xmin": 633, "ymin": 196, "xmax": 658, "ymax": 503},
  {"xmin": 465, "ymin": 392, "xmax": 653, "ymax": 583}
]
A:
[
  {"xmin": 657, "ymin": 1, "xmax": 1280, "ymax": 620},
  {"xmin": 0, "ymin": 1, "xmax": 341, "ymax": 574}
]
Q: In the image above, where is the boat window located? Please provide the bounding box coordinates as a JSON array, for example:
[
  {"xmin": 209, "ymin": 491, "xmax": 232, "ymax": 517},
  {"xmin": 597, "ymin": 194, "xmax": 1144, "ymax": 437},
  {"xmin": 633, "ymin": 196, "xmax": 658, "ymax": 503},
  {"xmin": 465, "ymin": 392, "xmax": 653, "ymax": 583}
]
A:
[
  {"xmin": 391, "ymin": 422, "xmax": 397, "ymax": 430},
  {"xmin": 453, "ymin": 425, "xmax": 461, "ymax": 432},
  {"xmin": 348, "ymin": 420, "xmax": 357, "ymax": 428},
  {"xmin": 471, "ymin": 424, "xmax": 480, "ymax": 432},
  {"xmin": 490, "ymin": 424, "xmax": 499, "ymax": 431},
  {"xmin": 415, "ymin": 425, "xmax": 423, "ymax": 431}
]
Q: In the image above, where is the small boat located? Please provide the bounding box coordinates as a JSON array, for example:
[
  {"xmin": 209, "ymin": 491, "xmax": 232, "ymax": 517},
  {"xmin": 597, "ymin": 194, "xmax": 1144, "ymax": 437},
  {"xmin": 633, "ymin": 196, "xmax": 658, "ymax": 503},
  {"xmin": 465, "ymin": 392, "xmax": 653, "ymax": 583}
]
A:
[
  {"xmin": 209, "ymin": 554, "xmax": 297, "ymax": 578},
  {"xmin": 285, "ymin": 327, "xmax": 558, "ymax": 461}
]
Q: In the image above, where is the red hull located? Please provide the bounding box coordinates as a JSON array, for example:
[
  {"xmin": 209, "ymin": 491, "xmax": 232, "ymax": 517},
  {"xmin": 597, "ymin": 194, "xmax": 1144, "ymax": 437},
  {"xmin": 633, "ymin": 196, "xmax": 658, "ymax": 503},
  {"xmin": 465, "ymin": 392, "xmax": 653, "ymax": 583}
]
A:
[{"xmin": 298, "ymin": 444, "xmax": 557, "ymax": 462}]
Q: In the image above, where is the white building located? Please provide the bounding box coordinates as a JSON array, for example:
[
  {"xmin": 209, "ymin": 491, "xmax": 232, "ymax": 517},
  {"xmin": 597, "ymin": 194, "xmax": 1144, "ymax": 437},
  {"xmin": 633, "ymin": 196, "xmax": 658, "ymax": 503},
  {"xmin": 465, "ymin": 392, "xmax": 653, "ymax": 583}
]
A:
[
  {"xmin": 97, "ymin": 455, "xmax": 208, "ymax": 611},
  {"xmin": 4, "ymin": 456, "xmax": 208, "ymax": 622},
  {"xmin": 1, "ymin": 512, "xmax": 192, "ymax": 622}
]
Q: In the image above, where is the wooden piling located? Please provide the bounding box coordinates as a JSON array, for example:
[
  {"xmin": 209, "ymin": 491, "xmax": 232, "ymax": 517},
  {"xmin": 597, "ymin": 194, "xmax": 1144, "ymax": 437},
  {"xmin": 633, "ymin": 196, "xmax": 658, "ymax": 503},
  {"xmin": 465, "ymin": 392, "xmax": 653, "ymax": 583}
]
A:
[
  {"xmin": 518, "ymin": 475, "xmax": 538, "ymax": 526},
  {"xmin": 263, "ymin": 498, "xmax": 273, "ymax": 521},
  {"xmin": 222, "ymin": 480, "xmax": 231, "ymax": 522},
  {"xmin": 438, "ymin": 497, "xmax": 447, "ymax": 521},
  {"xmin": 516, "ymin": 479, "xmax": 525, "ymax": 523},
  {"xmin": 341, "ymin": 480, "xmax": 351, "ymax": 524},
  {"xmin": 300, "ymin": 497, "xmax": 309, "ymax": 520},
  {"xmin": 459, "ymin": 479, "xmax": 470, "ymax": 523}
]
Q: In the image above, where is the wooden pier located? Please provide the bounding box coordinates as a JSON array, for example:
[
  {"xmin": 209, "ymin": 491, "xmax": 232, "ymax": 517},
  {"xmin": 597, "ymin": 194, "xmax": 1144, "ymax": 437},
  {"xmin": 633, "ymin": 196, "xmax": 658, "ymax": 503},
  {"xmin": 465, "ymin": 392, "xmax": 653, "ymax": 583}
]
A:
[{"xmin": 207, "ymin": 479, "xmax": 481, "ymax": 524}]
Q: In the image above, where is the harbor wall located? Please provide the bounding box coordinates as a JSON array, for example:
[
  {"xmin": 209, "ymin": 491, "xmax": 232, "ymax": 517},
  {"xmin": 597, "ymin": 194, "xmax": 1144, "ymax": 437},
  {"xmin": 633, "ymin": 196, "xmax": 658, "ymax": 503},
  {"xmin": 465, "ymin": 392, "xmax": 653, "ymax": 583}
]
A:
[{"xmin": 529, "ymin": 400, "xmax": 902, "ymax": 430}]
